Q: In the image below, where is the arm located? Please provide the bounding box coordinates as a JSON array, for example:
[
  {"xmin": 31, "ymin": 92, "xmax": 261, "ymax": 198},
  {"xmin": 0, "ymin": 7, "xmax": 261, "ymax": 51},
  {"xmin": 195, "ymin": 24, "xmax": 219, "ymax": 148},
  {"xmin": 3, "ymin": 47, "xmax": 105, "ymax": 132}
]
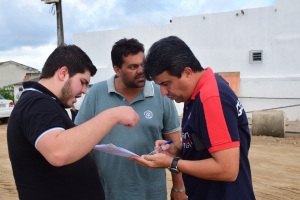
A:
[
  {"xmin": 163, "ymin": 132, "xmax": 186, "ymax": 199},
  {"xmin": 176, "ymin": 147, "xmax": 239, "ymax": 181},
  {"xmin": 132, "ymin": 92, "xmax": 241, "ymax": 182},
  {"xmin": 36, "ymin": 106, "xmax": 139, "ymax": 166},
  {"xmin": 131, "ymin": 146, "xmax": 239, "ymax": 182}
]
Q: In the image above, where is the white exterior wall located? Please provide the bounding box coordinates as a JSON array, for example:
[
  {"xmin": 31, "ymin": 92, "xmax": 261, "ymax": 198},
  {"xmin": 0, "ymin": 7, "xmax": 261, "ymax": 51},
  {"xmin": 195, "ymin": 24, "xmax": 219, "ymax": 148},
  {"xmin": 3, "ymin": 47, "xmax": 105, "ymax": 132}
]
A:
[
  {"xmin": 0, "ymin": 62, "xmax": 39, "ymax": 88},
  {"xmin": 74, "ymin": 0, "xmax": 300, "ymax": 120}
]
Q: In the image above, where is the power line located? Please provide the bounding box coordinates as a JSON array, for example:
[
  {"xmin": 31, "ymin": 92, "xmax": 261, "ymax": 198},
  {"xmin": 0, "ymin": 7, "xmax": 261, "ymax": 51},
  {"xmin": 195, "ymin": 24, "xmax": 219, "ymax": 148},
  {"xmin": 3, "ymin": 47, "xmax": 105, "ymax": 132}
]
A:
[
  {"xmin": 134, "ymin": 0, "xmax": 170, "ymax": 23},
  {"xmin": 148, "ymin": 0, "xmax": 173, "ymax": 17},
  {"xmin": 245, "ymin": 104, "xmax": 300, "ymax": 113},
  {"xmin": 115, "ymin": 0, "xmax": 157, "ymax": 26},
  {"xmin": 239, "ymin": 96, "xmax": 300, "ymax": 100}
]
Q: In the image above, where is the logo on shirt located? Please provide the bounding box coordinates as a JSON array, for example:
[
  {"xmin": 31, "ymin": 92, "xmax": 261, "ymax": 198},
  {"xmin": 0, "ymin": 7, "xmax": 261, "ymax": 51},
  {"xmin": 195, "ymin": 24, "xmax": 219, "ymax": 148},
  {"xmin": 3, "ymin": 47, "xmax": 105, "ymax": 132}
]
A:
[
  {"xmin": 236, "ymin": 99, "xmax": 244, "ymax": 117},
  {"xmin": 144, "ymin": 110, "xmax": 153, "ymax": 119},
  {"xmin": 182, "ymin": 132, "xmax": 193, "ymax": 149}
]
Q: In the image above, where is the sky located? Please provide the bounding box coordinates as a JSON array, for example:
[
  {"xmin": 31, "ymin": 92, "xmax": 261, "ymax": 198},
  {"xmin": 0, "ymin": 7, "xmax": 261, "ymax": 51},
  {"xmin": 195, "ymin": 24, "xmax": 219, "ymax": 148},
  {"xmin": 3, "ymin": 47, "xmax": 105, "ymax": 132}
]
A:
[{"xmin": 0, "ymin": 0, "xmax": 275, "ymax": 71}]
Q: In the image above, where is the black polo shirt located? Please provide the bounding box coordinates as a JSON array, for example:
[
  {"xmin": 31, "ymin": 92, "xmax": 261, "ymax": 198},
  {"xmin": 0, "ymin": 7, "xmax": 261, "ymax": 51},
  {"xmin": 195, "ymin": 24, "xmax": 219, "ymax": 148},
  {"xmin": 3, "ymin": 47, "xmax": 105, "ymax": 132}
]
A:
[{"xmin": 7, "ymin": 81, "xmax": 104, "ymax": 200}]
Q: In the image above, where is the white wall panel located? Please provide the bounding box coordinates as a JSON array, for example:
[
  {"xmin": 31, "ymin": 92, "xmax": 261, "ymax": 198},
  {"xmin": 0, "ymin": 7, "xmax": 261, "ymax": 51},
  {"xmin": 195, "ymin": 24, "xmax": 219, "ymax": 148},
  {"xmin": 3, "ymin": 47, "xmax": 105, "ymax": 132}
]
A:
[{"xmin": 74, "ymin": 0, "xmax": 300, "ymax": 120}]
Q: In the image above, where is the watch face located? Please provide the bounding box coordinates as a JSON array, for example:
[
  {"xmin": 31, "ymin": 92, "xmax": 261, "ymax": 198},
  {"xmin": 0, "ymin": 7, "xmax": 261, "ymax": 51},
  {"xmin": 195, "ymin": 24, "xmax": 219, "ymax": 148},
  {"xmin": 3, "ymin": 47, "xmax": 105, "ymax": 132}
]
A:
[
  {"xmin": 169, "ymin": 157, "xmax": 181, "ymax": 174},
  {"xmin": 168, "ymin": 167, "xmax": 180, "ymax": 174}
]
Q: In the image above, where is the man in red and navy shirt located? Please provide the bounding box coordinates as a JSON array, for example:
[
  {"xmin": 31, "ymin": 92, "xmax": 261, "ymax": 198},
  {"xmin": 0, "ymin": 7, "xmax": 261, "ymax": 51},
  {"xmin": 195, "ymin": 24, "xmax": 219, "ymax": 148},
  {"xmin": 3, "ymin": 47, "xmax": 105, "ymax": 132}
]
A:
[
  {"xmin": 181, "ymin": 67, "xmax": 254, "ymax": 199},
  {"xmin": 131, "ymin": 36, "xmax": 255, "ymax": 200}
]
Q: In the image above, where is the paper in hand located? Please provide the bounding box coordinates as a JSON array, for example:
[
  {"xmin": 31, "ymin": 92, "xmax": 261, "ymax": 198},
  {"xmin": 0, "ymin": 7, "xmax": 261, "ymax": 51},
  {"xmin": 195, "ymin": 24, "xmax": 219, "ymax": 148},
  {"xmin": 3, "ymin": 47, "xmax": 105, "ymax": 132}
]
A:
[{"xmin": 94, "ymin": 143, "xmax": 140, "ymax": 157}]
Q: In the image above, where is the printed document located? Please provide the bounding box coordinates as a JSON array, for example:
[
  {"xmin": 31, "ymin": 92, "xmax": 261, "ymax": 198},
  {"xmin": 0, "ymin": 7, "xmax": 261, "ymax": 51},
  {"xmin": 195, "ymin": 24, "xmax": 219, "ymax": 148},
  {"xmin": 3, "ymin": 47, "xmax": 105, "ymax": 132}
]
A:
[{"xmin": 94, "ymin": 143, "xmax": 140, "ymax": 157}]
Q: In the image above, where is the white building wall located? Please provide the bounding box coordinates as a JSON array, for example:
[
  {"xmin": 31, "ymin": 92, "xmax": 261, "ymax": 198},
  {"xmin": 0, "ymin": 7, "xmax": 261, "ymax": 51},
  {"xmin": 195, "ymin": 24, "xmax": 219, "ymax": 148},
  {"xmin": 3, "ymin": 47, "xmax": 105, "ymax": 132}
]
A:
[
  {"xmin": 74, "ymin": 0, "xmax": 300, "ymax": 120},
  {"xmin": 0, "ymin": 62, "xmax": 39, "ymax": 88}
]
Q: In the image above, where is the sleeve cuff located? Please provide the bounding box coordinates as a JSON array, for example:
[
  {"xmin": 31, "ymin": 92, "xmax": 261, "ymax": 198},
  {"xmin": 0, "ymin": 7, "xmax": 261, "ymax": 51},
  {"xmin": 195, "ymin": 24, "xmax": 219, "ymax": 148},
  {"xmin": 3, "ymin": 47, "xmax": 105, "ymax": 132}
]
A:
[{"xmin": 208, "ymin": 141, "xmax": 240, "ymax": 153}]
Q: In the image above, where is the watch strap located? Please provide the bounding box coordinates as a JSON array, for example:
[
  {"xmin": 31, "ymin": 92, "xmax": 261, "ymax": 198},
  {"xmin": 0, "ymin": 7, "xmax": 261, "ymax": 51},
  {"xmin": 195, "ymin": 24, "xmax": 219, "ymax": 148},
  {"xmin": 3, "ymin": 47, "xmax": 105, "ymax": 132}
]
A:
[{"xmin": 169, "ymin": 157, "xmax": 180, "ymax": 174}]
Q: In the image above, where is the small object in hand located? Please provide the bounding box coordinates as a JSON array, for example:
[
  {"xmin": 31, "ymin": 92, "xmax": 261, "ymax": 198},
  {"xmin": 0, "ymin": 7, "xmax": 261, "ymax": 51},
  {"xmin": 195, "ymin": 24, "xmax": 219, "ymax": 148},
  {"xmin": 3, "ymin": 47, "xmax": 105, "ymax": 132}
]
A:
[{"xmin": 148, "ymin": 140, "xmax": 172, "ymax": 155}]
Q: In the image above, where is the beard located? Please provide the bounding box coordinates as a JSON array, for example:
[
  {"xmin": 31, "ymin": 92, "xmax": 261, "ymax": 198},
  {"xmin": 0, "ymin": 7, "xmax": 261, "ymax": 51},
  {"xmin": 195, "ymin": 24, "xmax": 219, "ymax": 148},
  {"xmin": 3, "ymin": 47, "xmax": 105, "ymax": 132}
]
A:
[
  {"xmin": 122, "ymin": 73, "xmax": 145, "ymax": 88},
  {"xmin": 60, "ymin": 79, "xmax": 73, "ymax": 108}
]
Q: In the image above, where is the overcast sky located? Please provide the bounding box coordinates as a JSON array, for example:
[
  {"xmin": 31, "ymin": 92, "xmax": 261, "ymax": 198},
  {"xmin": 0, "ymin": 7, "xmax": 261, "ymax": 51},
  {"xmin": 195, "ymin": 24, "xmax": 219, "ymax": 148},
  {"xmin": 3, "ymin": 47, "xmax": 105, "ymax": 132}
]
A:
[{"xmin": 0, "ymin": 0, "xmax": 275, "ymax": 71}]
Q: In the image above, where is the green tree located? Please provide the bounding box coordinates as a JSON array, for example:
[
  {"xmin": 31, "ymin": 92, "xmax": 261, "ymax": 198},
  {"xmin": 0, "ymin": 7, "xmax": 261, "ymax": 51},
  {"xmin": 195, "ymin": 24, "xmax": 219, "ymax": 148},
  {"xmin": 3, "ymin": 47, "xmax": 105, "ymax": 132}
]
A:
[{"xmin": 0, "ymin": 85, "xmax": 14, "ymax": 101}]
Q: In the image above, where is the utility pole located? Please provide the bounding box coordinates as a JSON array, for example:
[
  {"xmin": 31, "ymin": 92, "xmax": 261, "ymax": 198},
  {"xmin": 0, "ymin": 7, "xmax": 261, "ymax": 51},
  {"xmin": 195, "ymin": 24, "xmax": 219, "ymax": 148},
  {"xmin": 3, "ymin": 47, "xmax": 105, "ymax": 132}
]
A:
[
  {"xmin": 41, "ymin": 0, "xmax": 64, "ymax": 46},
  {"xmin": 55, "ymin": 1, "xmax": 64, "ymax": 46}
]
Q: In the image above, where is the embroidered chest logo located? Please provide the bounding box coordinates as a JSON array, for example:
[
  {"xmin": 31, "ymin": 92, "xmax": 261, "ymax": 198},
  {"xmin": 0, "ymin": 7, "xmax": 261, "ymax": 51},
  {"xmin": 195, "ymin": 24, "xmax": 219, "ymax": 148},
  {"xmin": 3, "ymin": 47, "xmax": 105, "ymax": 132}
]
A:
[
  {"xmin": 144, "ymin": 110, "xmax": 153, "ymax": 119},
  {"xmin": 236, "ymin": 99, "xmax": 244, "ymax": 117},
  {"xmin": 182, "ymin": 132, "xmax": 193, "ymax": 149}
]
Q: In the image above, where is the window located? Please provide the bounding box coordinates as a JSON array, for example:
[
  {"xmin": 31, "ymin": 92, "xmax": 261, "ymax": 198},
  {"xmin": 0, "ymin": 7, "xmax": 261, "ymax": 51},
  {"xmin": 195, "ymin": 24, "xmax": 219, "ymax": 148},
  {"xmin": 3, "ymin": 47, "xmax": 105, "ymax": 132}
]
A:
[{"xmin": 249, "ymin": 50, "xmax": 263, "ymax": 63}]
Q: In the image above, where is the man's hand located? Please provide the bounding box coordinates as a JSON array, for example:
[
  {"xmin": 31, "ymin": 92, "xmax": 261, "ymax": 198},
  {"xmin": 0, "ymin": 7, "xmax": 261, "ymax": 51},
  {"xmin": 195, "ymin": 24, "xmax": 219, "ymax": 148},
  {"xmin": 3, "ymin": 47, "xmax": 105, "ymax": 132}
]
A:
[
  {"xmin": 112, "ymin": 106, "xmax": 140, "ymax": 128},
  {"xmin": 130, "ymin": 153, "xmax": 173, "ymax": 168},
  {"xmin": 154, "ymin": 140, "xmax": 181, "ymax": 157}
]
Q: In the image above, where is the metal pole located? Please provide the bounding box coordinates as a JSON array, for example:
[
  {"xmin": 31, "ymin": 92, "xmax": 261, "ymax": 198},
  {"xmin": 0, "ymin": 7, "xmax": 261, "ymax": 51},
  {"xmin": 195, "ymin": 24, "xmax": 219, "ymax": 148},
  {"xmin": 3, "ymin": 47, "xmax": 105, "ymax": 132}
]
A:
[{"xmin": 56, "ymin": 0, "xmax": 64, "ymax": 46}]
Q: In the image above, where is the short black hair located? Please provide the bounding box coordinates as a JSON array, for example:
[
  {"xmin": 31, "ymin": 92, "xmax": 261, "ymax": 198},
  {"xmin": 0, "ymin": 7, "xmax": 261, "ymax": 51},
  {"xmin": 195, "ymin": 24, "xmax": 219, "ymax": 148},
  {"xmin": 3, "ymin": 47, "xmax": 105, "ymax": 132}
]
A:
[
  {"xmin": 144, "ymin": 36, "xmax": 203, "ymax": 80},
  {"xmin": 40, "ymin": 44, "xmax": 97, "ymax": 79},
  {"xmin": 111, "ymin": 38, "xmax": 144, "ymax": 68}
]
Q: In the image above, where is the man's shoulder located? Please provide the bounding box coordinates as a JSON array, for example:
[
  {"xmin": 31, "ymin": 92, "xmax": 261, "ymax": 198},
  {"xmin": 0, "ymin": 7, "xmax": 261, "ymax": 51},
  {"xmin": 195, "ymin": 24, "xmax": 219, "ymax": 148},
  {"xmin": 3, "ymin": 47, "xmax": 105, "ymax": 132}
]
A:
[
  {"xmin": 91, "ymin": 80, "xmax": 107, "ymax": 88},
  {"xmin": 87, "ymin": 80, "xmax": 108, "ymax": 93},
  {"xmin": 26, "ymin": 93, "xmax": 60, "ymax": 112},
  {"xmin": 145, "ymin": 81, "xmax": 160, "ymax": 95},
  {"xmin": 82, "ymin": 80, "xmax": 111, "ymax": 107}
]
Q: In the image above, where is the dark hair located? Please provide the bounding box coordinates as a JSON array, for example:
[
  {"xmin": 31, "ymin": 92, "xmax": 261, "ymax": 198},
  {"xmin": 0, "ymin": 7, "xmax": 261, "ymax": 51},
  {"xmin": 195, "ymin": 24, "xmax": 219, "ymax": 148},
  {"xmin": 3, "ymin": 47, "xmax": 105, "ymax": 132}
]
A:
[
  {"xmin": 144, "ymin": 36, "xmax": 203, "ymax": 80},
  {"xmin": 111, "ymin": 38, "xmax": 144, "ymax": 68},
  {"xmin": 40, "ymin": 44, "xmax": 97, "ymax": 79}
]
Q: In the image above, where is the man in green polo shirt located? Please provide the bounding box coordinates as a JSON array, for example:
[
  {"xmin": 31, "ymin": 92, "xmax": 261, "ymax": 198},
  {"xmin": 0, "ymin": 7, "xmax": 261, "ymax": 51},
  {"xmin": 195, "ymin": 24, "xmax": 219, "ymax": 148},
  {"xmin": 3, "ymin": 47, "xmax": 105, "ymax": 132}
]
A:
[{"xmin": 75, "ymin": 38, "xmax": 186, "ymax": 200}]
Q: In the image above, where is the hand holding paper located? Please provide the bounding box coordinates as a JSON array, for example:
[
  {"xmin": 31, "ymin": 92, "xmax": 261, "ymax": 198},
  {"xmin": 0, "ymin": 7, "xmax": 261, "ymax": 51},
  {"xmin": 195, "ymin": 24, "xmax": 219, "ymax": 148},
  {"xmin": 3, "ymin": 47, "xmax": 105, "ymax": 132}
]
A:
[{"xmin": 94, "ymin": 144, "xmax": 140, "ymax": 157}]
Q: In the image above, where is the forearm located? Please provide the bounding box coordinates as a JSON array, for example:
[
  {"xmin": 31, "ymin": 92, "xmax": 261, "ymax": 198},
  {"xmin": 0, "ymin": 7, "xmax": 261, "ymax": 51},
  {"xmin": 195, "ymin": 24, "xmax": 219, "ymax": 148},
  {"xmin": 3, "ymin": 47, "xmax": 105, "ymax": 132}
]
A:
[
  {"xmin": 63, "ymin": 108, "xmax": 121, "ymax": 162},
  {"xmin": 170, "ymin": 172, "xmax": 187, "ymax": 200},
  {"xmin": 38, "ymin": 108, "xmax": 121, "ymax": 166},
  {"xmin": 176, "ymin": 159, "xmax": 226, "ymax": 181},
  {"xmin": 171, "ymin": 172, "xmax": 185, "ymax": 189},
  {"xmin": 176, "ymin": 148, "xmax": 239, "ymax": 181},
  {"xmin": 175, "ymin": 143, "xmax": 183, "ymax": 157}
]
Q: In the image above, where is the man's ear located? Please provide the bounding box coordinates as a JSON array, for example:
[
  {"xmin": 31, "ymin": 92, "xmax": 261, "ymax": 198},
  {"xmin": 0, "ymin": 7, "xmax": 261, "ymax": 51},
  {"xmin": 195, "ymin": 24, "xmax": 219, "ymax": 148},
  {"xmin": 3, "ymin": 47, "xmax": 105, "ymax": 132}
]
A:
[
  {"xmin": 58, "ymin": 66, "xmax": 69, "ymax": 81},
  {"xmin": 113, "ymin": 66, "xmax": 121, "ymax": 77},
  {"xmin": 183, "ymin": 67, "xmax": 193, "ymax": 79}
]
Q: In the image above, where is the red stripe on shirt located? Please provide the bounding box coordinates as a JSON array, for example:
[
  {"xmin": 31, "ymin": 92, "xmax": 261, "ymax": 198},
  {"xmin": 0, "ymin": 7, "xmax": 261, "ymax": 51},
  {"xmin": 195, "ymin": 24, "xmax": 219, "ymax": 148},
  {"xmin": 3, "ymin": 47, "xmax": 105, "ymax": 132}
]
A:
[
  {"xmin": 209, "ymin": 141, "xmax": 240, "ymax": 153},
  {"xmin": 198, "ymin": 68, "xmax": 236, "ymax": 153}
]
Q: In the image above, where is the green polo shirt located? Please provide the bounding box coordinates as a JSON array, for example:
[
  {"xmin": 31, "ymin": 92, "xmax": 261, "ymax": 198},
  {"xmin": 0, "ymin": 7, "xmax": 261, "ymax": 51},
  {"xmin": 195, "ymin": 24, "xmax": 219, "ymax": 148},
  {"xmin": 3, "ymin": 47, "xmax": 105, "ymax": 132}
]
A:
[{"xmin": 75, "ymin": 75, "xmax": 181, "ymax": 200}]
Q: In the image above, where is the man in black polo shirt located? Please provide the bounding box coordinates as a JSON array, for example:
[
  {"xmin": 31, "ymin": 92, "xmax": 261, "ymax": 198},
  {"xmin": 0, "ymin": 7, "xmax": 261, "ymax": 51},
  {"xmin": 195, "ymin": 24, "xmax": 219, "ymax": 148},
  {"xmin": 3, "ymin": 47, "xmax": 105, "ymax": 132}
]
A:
[{"xmin": 7, "ymin": 44, "xmax": 139, "ymax": 200}]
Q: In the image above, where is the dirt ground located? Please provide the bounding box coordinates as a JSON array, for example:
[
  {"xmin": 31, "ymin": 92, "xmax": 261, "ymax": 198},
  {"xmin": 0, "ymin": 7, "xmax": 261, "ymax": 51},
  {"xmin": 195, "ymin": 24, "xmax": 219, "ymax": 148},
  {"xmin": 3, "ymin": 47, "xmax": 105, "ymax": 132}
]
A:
[{"xmin": 1, "ymin": 121, "xmax": 300, "ymax": 200}]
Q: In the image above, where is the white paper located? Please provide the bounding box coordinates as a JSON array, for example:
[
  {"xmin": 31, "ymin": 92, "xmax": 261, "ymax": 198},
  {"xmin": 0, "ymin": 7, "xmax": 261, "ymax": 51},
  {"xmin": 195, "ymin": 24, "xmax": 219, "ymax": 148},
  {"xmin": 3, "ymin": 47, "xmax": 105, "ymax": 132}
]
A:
[{"xmin": 94, "ymin": 143, "xmax": 140, "ymax": 157}]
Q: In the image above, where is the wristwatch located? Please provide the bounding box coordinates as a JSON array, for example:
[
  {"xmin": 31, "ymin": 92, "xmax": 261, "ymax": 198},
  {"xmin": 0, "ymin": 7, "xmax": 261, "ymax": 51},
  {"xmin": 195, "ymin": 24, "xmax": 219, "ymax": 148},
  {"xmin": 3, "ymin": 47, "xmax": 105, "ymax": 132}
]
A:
[{"xmin": 168, "ymin": 157, "xmax": 180, "ymax": 174}]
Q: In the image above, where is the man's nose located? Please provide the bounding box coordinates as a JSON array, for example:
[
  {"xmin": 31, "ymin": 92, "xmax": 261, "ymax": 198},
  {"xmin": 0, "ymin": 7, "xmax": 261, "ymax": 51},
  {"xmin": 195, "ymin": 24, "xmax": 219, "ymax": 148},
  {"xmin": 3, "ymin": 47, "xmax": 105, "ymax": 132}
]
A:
[
  {"xmin": 137, "ymin": 65, "xmax": 144, "ymax": 73},
  {"xmin": 160, "ymin": 86, "xmax": 168, "ymax": 96},
  {"xmin": 82, "ymin": 85, "xmax": 87, "ymax": 94}
]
